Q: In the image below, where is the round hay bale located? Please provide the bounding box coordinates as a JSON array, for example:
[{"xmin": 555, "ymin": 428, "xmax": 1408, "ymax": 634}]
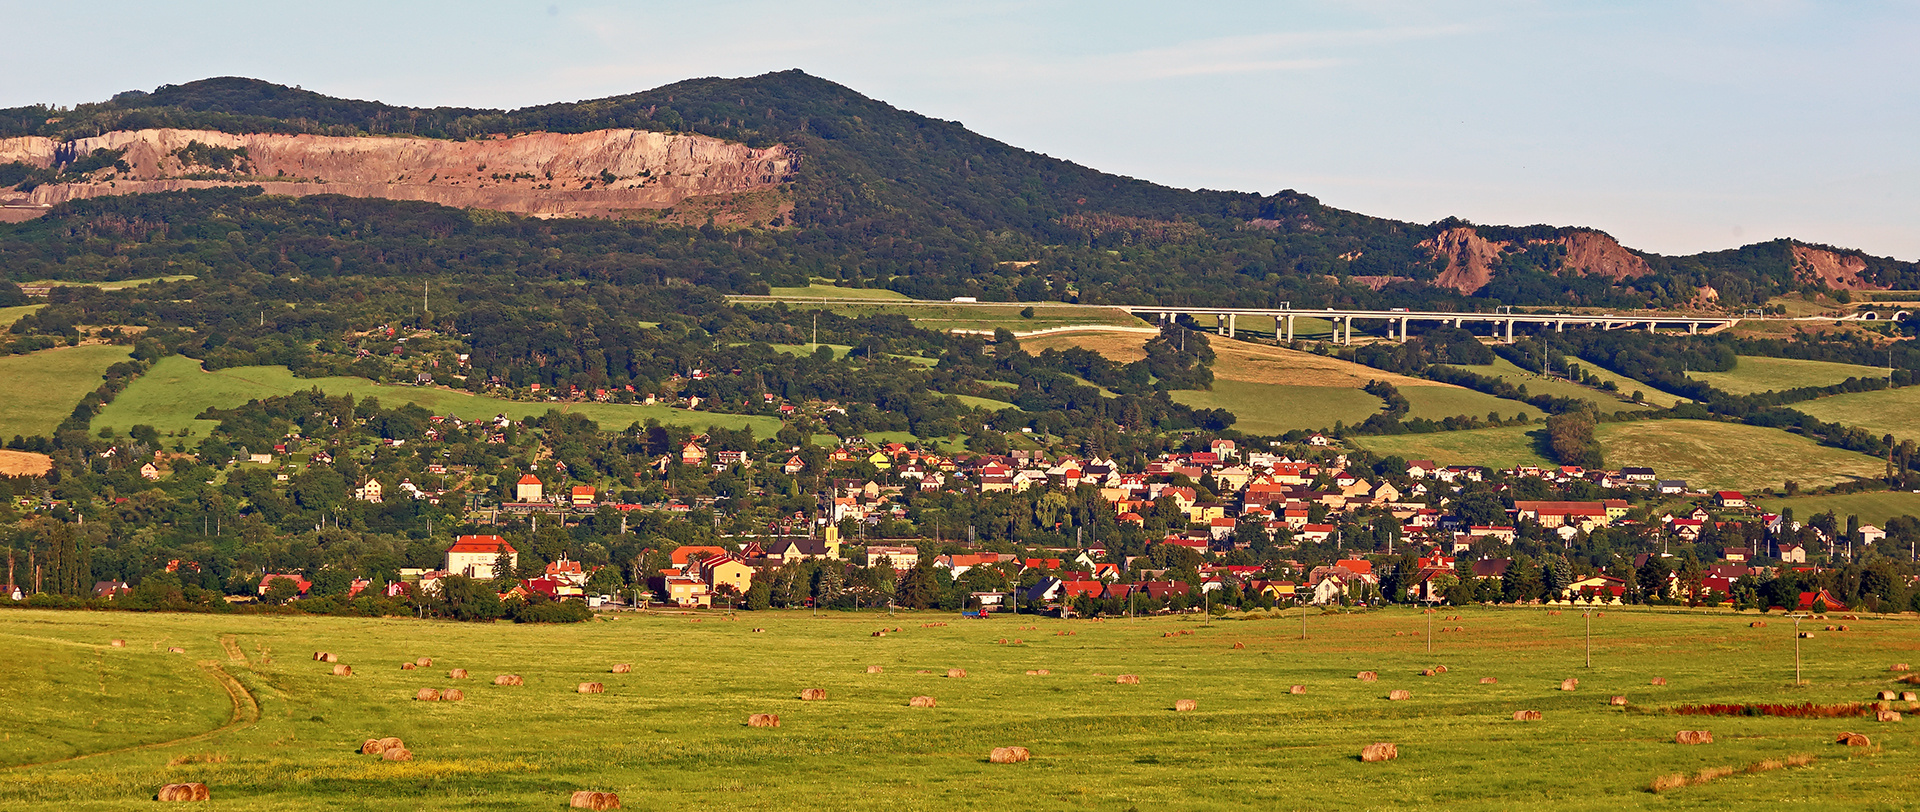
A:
[
  {"xmin": 1512, "ymin": 710, "xmax": 1542, "ymax": 721},
  {"xmin": 449, "ymin": 668, "xmax": 467, "ymax": 679},
  {"xmin": 156, "ymin": 783, "xmax": 210, "ymax": 802},
  {"xmin": 1650, "ymin": 677, "xmax": 1668, "ymax": 686},
  {"xmin": 1824, "ymin": 625, "xmax": 1835, "ymax": 632},
  {"xmin": 443, "ymin": 689, "xmax": 464, "ymax": 702},
  {"xmin": 799, "ymin": 688, "xmax": 827, "ymax": 701},
  {"xmin": 312, "ymin": 651, "xmax": 326, "ymax": 661},
  {"xmin": 610, "ymin": 663, "xmax": 632, "ymax": 674},
  {"xmin": 1798, "ymin": 632, "xmax": 1815, "ymax": 639},
  {"xmin": 998, "ymin": 638, "xmax": 1008, "ymax": 644},
  {"xmin": 1115, "ymin": 674, "xmax": 1141, "ymax": 685},
  {"xmin": 747, "ymin": 713, "xmax": 780, "ymax": 728},
  {"xmin": 1675, "ymin": 730, "xmax": 1714, "ymax": 745},
  {"xmin": 381, "ymin": 747, "xmax": 413, "ymax": 762},
  {"xmin": 1479, "ymin": 677, "xmax": 1497, "ymax": 684},
  {"xmin": 1360, "ymin": 742, "xmax": 1398, "ymax": 762},
  {"xmin": 1026, "ymin": 669, "xmax": 1051, "ymax": 676},
  {"xmin": 753, "ymin": 628, "xmax": 765, "ymax": 633},
  {"xmin": 376, "ymin": 736, "xmax": 404, "ymax": 752},
  {"xmin": 110, "ymin": 639, "xmax": 125, "ymax": 648},
  {"xmin": 416, "ymin": 688, "xmax": 442, "ymax": 701},
  {"xmin": 168, "ymin": 647, "xmax": 186, "ymax": 654},
  {"xmin": 1388, "ymin": 689, "xmax": 1412, "ymax": 701},
  {"xmin": 866, "ymin": 665, "xmax": 883, "ymax": 674},
  {"xmin": 569, "ymin": 790, "xmax": 623, "ymax": 810},
  {"xmin": 1421, "ymin": 669, "xmax": 1437, "ymax": 677},
  {"xmin": 1013, "ymin": 639, "xmax": 1023, "ymax": 645},
  {"xmin": 415, "ymin": 657, "xmax": 432, "ymax": 667},
  {"xmin": 872, "ymin": 631, "xmax": 886, "ymax": 637},
  {"xmin": 1903, "ymin": 692, "xmax": 1918, "ymax": 702},
  {"xmin": 1879, "ymin": 690, "xmax": 1898, "ymax": 701},
  {"xmin": 494, "ymin": 674, "xmax": 523, "ymax": 686},
  {"xmin": 989, "ymin": 746, "xmax": 1031, "ymax": 764},
  {"xmin": 1609, "ymin": 695, "xmax": 1628, "ymax": 706},
  {"xmin": 1290, "ymin": 684, "xmax": 1307, "ymax": 694},
  {"xmin": 577, "ymin": 682, "xmax": 605, "ymax": 694},
  {"xmin": 1877, "ymin": 710, "xmax": 1902, "ymax": 722},
  {"xmin": 1232, "ymin": 642, "xmax": 1245, "ymax": 649},
  {"xmin": 946, "ymin": 668, "xmax": 967, "ymax": 679},
  {"xmin": 1836, "ymin": 732, "xmax": 1871, "ymax": 747},
  {"xmin": 332, "ymin": 664, "xmax": 353, "ymax": 677},
  {"xmin": 401, "ymin": 662, "xmax": 417, "ymax": 670},
  {"xmin": 909, "ymin": 695, "xmax": 937, "ymax": 708},
  {"xmin": 1435, "ymin": 665, "xmax": 1448, "ymax": 674},
  {"xmin": 360, "ymin": 739, "xmax": 386, "ymax": 755},
  {"xmin": 321, "ymin": 652, "xmax": 337, "ymax": 663},
  {"xmin": 1357, "ymin": 671, "xmax": 1379, "ymax": 682},
  {"xmin": 1559, "ymin": 678, "xmax": 1579, "ymax": 691},
  {"xmin": 1174, "ymin": 699, "xmax": 1197, "ymax": 712},
  {"xmin": 1893, "ymin": 663, "xmax": 1911, "ymax": 672}
]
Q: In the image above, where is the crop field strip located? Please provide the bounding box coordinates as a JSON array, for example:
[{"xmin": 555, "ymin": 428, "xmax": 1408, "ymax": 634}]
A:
[
  {"xmin": 0, "ymin": 344, "xmax": 132, "ymax": 439},
  {"xmin": 1688, "ymin": 356, "xmax": 1889, "ymax": 396},
  {"xmin": 2, "ymin": 607, "xmax": 1916, "ymax": 810}
]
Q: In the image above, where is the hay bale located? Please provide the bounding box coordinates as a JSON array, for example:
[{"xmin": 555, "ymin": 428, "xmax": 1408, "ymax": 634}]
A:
[
  {"xmin": 449, "ymin": 668, "xmax": 467, "ymax": 679},
  {"xmin": 416, "ymin": 688, "xmax": 441, "ymax": 701},
  {"xmin": 1174, "ymin": 699, "xmax": 1197, "ymax": 712},
  {"xmin": 1359, "ymin": 742, "xmax": 1398, "ymax": 762},
  {"xmin": 1479, "ymin": 677, "xmax": 1498, "ymax": 684},
  {"xmin": 1290, "ymin": 684, "xmax": 1307, "ymax": 694},
  {"xmin": 361, "ymin": 739, "xmax": 385, "ymax": 755},
  {"xmin": 1879, "ymin": 690, "xmax": 1898, "ymax": 701},
  {"xmin": 376, "ymin": 736, "xmax": 404, "ymax": 752},
  {"xmin": 611, "ymin": 663, "xmax": 632, "ymax": 674},
  {"xmin": 321, "ymin": 652, "xmax": 337, "ymax": 663},
  {"xmin": 1435, "ymin": 665, "xmax": 1448, "ymax": 674},
  {"xmin": 443, "ymin": 689, "xmax": 464, "ymax": 702},
  {"xmin": 168, "ymin": 647, "xmax": 186, "ymax": 653},
  {"xmin": 1421, "ymin": 669, "xmax": 1437, "ymax": 677},
  {"xmin": 332, "ymin": 664, "xmax": 353, "ymax": 677},
  {"xmin": 1649, "ymin": 773, "xmax": 1688, "ymax": 793},
  {"xmin": 799, "ymin": 688, "xmax": 826, "ymax": 701},
  {"xmin": 989, "ymin": 746, "xmax": 1030, "ymax": 764},
  {"xmin": 1609, "ymin": 696, "xmax": 1628, "ymax": 706},
  {"xmin": 1903, "ymin": 692, "xmax": 1917, "ymax": 703},
  {"xmin": 946, "ymin": 668, "xmax": 967, "ymax": 679},
  {"xmin": 747, "ymin": 713, "xmax": 780, "ymax": 728},
  {"xmin": 1388, "ymin": 689, "xmax": 1412, "ymax": 701},
  {"xmin": 109, "ymin": 639, "xmax": 125, "ymax": 648},
  {"xmin": 1560, "ymin": 678, "xmax": 1579, "ymax": 691},
  {"xmin": 1675, "ymin": 730, "xmax": 1714, "ymax": 745},
  {"xmin": 401, "ymin": 662, "xmax": 416, "ymax": 670},
  {"xmin": 1116, "ymin": 674, "xmax": 1141, "ymax": 685},
  {"xmin": 415, "ymin": 657, "xmax": 432, "ymax": 667},
  {"xmin": 577, "ymin": 682, "xmax": 605, "ymax": 694},
  {"xmin": 1357, "ymin": 671, "xmax": 1378, "ymax": 682},
  {"xmin": 1232, "ymin": 642, "xmax": 1245, "ymax": 649},
  {"xmin": 1836, "ymin": 732, "xmax": 1871, "ymax": 747},
  {"xmin": 1651, "ymin": 677, "xmax": 1668, "ymax": 686},
  {"xmin": 1026, "ymin": 669, "xmax": 1051, "ymax": 676},
  {"xmin": 909, "ymin": 695, "xmax": 937, "ymax": 708},
  {"xmin": 866, "ymin": 665, "xmax": 884, "ymax": 674},
  {"xmin": 1512, "ymin": 710, "xmax": 1542, "ymax": 721},
  {"xmin": 382, "ymin": 747, "xmax": 413, "ymax": 762},
  {"xmin": 871, "ymin": 631, "xmax": 886, "ymax": 637},
  {"xmin": 494, "ymin": 674, "xmax": 523, "ymax": 686},
  {"xmin": 1837, "ymin": 625, "xmax": 1849, "ymax": 632},
  {"xmin": 1877, "ymin": 710, "xmax": 1902, "ymax": 722},
  {"xmin": 1894, "ymin": 663, "xmax": 1911, "ymax": 672},
  {"xmin": 1798, "ymin": 632, "xmax": 1814, "ymax": 639},
  {"xmin": 569, "ymin": 791, "xmax": 623, "ymax": 810},
  {"xmin": 156, "ymin": 783, "xmax": 210, "ymax": 802},
  {"xmin": 753, "ymin": 628, "xmax": 764, "ymax": 632}
]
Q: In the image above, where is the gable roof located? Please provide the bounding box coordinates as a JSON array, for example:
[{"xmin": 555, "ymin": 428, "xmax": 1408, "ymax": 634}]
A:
[{"xmin": 449, "ymin": 534, "xmax": 516, "ymax": 554}]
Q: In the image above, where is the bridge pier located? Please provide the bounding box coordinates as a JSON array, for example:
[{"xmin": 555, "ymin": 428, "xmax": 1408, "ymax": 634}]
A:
[
  {"xmin": 1555, "ymin": 320, "xmax": 1564, "ymax": 333},
  {"xmin": 1342, "ymin": 316, "xmax": 1352, "ymax": 345},
  {"xmin": 1689, "ymin": 322, "xmax": 1698, "ymax": 335},
  {"xmin": 1503, "ymin": 319, "xmax": 1514, "ymax": 343},
  {"xmin": 1398, "ymin": 317, "xmax": 1408, "ymax": 342},
  {"xmin": 1647, "ymin": 321, "xmax": 1656, "ymax": 334},
  {"xmin": 1279, "ymin": 314, "xmax": 1295, "ymax": 342}
]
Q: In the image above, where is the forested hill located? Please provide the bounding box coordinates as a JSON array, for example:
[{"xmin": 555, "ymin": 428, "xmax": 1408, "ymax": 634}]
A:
[{"xmin": 3, "ymin": 71, "xmax": 1916, "ymax": 309}]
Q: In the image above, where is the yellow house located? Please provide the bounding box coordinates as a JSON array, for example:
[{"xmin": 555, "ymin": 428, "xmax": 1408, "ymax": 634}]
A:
[
  {"xmin": 662, "ymin": 575, "xmax": 711, "ymax": 608},
  {"xmin": 1184, "ymin": 504, "xmax": 1227, "ymax": 523},
  {"xmin": 704, "ymin": 558, "xmax": 754, "ymax": 594},
  {"xmin": 866, "ymin": 451, "xmax": 892, "ymax": 470}
]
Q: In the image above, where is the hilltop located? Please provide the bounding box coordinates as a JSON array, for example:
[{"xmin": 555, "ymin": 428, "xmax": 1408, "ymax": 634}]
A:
[{"xmin": 3, "ymin": 72, "xmax": 1916, "ymax": 310}]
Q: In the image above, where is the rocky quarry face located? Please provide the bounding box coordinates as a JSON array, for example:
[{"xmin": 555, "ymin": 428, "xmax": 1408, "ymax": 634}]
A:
[
  {"xmin": 1419, "ymin": 226, "xmax": 1654, "ymax": 295},
  {"xmin": 0, "ymin": 128, "xmax": 796, "ymax": 219}
]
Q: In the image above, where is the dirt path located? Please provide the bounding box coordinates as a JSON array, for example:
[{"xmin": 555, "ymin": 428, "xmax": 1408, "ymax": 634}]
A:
[
  {"xmin": 218, "ymin": 634, "xmax": 247, "ymax": 664},
  {"xmin": 3, "ymin": 660, "xmax": 260, "ymax": 771}
]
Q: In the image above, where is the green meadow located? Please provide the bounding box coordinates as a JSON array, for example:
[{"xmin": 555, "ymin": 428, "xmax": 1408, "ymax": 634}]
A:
[
  {"xmin": 1442, "ymin": 357, "xmax": 1658, "ymax": 413},
  {"xmin": 0, "ymin": 303, "xmax": 45, "ymax": 327},
  {"xmin": 3, "ymin": 607, "xmax": 1918, "ymax": 810},
  {"xmin": 1756, "ymin": 491, "xmax": 1920, "ymax": 529},
  {"xmin": 1792, "ymin": 386, "xmax": 1920, "ymax": 444},
  {"xmin": 0, "ymin": 344, "xmax": 132, "ymax": 439},
  {"xmin": 92, "ymin": 356, "xmax": 780, "ymax": 440},
  {"xmin": 1689, "ymin": 356, "xmax": 1889, "ymax": 396},
  {"xmin": 1171, "ymin": 381, "xmax": 1537, "ymax": 437}
]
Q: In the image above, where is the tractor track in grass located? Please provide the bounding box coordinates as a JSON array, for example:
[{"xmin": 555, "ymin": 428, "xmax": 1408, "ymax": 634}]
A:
[{"xmin": 3, "ymin": 658, "xmax": 260, "ymax": 771}]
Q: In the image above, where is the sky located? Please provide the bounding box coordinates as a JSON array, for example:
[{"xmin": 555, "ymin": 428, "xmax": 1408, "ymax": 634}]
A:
[{"xmin": 6, "ymin": 0, "xmax": 1918, "ymax": 259}]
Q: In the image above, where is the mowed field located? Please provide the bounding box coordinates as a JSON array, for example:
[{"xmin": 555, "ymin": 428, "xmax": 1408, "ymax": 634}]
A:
[
  {"xmin": 0, "ymin": 344, "xmax": 132, "ymax": 439},
  {"xmin": 1028, "ymin": 332, "xmax": 1538, "ymax": 434},
  {"xmin": 736, "ymin": 297, "xmax": 1150, "ymax": 333},
  {"xmin": 0, "ymin": 303, "xmax": 45, "ymax": 327},
  {"xmin": 1756, "ymin": 491, "xmax": 1920, "ymax": 529},
  {"xmin": 1442, "ymin": 358, "xmax": 1664, "ymax": 413},
  {"xmin": 1357, "ymin": 420, "xmax": 1885, "ymax": 492},
  {"xmin": 5, "ymin": 608, "xmax": 1920, "ymax": 810},
  {"xmin": 1689, "ymin": 356, "xmax": 1889, "ymax": 396},
  {"xmin": 1793, "ymin": 387, "xmax": 1920, "ymax": 444},
  {"xmin": 92, "ymin": 356, "xmax": 781, "ymax": 439}
]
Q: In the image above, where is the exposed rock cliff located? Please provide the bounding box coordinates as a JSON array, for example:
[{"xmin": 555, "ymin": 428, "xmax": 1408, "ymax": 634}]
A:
[
  {"xmin": 0, "ymin": 128, "xmax": 795, "ymax": 219},
  {"xmin": 1790, "ymin": 244, "xmax": 1882, "ymax": 290},
  {"xmin": 1418, "ymin": 226, "xmax": 1652, "ymax": 294}
]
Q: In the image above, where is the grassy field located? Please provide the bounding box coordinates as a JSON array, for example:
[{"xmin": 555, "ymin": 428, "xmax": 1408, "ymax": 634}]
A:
[
  {"xmin": 1445, "ymin": 358, "xmax": 1658, "ymax": 413},
  {"xmin": 93, "ymin": 356, "xmax": 782, "ymax": 440},
  {"xmin": 736, "ymin": 300, "xmax": 1150, "ymax": 333},
  {"xmin": 1793, "ymin": 387, "xmax": 1920, "ymax": 443},
  {"xmin": 1577, "ymin": 363, "xmax": 1690, "ymax": 408},
  {"xmin": 764, "ymin": 284, "xmax": 912, "ymax": 300},
  {"xmin": 0, "ymin": 303, "xmax": 45, "ymax": 327},
  {"xmin": 5, "ymin": 607, "xmax": 1920, "ymax": 810},
  {"xmin": 1172, "ymin": 381, "xmax": 1386, "ymax": 435},
  {"xmin": 1400, "ymin": 386, "xmax": 1541, "ymax": 424},
  {"xmin": 1354, "ymin": 426, "xmax": 1552, "ymax": 469},
  {"xmin": 25, "ymin": 274, "xmax": 198, "ymax": 290},
  {"xmin": 0, "ymin": 344, "xmax": 133, "ymax": 439},
  {"xmin": 1599, "ymin": 420, "xmax": 1886, "ymax": 493},
  {"xmin": 1689, "ymin": 356, "xmax": 1889, "ymax": 396},
  {"xmin": 1756, "ymin": 491, "xmax": 1920, "ymax": 528}
]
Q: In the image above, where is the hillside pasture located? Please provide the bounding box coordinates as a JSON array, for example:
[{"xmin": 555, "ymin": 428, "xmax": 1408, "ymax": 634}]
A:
[
  {"xmin": 1791, "ymin": 386, "xmax": 1920, "ymax": 443},
  {"xmin": 93, "ymin": 356, "xmax": 781, "ymax": 440},
  {"xmin": 1597, "ymin": 420, "xmax": 1885, "ymax": 492},
  {"xmin": 1756, "ymin": 491, "xmax": 1920, "ymax": 529},
  {"xmin": 764, "ymin": 284, "xmax": 912, "ymax": 300},
  {"xmin": 1353, "ymin": 425, "xmax": 1552, "ymax": 469},
  {"xmin": 0, "ymin": 344, "xmax": 132, "ymax": 440},
  {"xmin": 1442, "ymin": 357, "xmax": 1656, "ymax": 413},
  {"xmin": 1171, "ymin": 382, "xmax": 1385, "ymax": 435},
  {"xmin": 1689, "ymin": 356, "xmax": 1888, "ymax": 396},
  {"xmin": 4, "ymin": 607, "xmax": 1920, "ymax": 810},
  {"xmin": 0, "ymin": 303, "xmax": 44, "ymax": 327},
  {"xmin": 736, "ymin": 299, "xmax": 1149, "ymax": 333}
]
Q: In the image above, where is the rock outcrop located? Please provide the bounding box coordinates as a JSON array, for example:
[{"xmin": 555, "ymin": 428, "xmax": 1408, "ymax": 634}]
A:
[
  {"xmin": 0, "ymin": 128, "xmax": 795, "ymax": 219},
  {"xmin": 1790, "ymin": 244, "xmax": 1882, "ymax": 290},
  {"xmin": 1419, "ymin": 226, "xmax": 1651, "ymax": 294}
]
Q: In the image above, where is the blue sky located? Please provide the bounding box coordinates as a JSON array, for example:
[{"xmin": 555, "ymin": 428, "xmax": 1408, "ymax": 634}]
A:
[{"xmin": 7, "ymin": 1, "xmax": 1917, "ymax": 259}]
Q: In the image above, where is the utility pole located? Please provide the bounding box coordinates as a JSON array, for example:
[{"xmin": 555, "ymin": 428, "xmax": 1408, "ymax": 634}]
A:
[
  {"xmin": 1584, "ymin": 608, "xmax": 1592, "ymax": 668},
  {"xmin": 1426, "ymin": 608, "xmax": 1432, "ymax": 654},
  {"xmin": 1794, "ymin": 615, "xmax": 1803, "ymax": 684}
]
